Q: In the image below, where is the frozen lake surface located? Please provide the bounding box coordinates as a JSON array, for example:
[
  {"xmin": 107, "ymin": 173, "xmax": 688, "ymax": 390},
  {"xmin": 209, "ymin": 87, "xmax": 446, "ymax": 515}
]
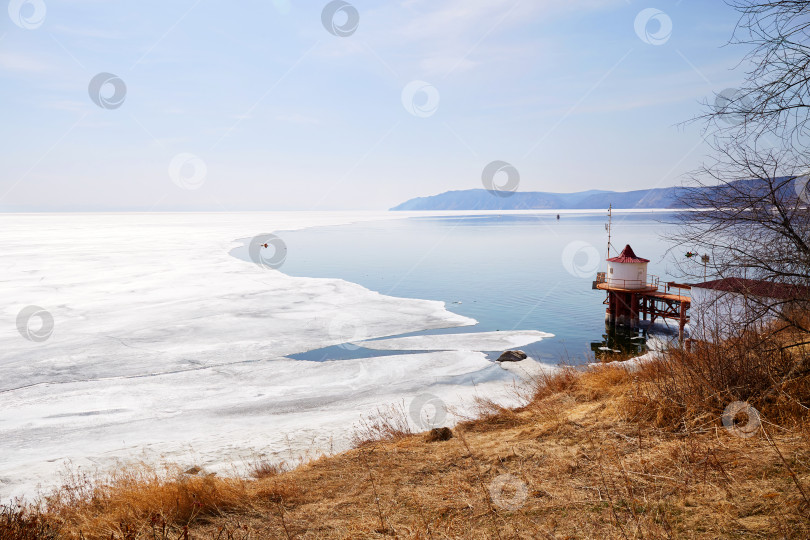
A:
[{"xmin": 0, "ymin": 211, "xmax": 562, "ymax": 501}]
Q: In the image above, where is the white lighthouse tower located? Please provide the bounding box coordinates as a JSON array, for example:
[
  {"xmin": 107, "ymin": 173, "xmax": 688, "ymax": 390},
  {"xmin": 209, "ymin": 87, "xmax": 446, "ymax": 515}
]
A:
[{"xmin": 606, "ymin": 244, "xmax": 651, "ymax": 290}]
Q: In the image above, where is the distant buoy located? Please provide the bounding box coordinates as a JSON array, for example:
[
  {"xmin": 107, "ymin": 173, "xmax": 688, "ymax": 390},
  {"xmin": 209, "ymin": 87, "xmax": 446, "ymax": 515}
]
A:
[{"xmin": 556, "ymin": 214, "xmax": 560, "ymax": 220}]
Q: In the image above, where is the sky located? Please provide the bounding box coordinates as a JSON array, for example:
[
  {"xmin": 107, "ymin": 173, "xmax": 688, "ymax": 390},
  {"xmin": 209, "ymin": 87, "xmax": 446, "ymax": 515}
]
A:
[{"xmin": 0, "ymin": 0, "xmax": 749, "ymax": 211}]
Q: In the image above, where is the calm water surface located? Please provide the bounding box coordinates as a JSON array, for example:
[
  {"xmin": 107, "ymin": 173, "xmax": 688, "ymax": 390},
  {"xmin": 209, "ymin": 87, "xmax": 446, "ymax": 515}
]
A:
[{"xmin": 281, "ymin": 212, "xmax": 683, "ymax": 363}]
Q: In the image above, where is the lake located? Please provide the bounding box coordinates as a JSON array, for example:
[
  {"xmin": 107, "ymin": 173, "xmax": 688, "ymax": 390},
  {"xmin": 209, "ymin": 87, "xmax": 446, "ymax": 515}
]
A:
[{"xmin": 280, "ymin": 211, "xmax": 683, "ymax": 363}]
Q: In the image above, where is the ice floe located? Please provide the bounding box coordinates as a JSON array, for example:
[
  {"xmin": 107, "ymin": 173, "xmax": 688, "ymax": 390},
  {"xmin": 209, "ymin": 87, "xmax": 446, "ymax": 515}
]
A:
[{"xmin": 359, "ymin": 330, "xmax": 554, "ymax": 351}]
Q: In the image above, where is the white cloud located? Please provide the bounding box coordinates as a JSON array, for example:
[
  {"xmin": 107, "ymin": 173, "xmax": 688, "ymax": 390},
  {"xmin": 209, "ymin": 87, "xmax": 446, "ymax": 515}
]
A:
[{"xmin": 0, "ymin": 52, "xmax": 57, "ymax": 74}]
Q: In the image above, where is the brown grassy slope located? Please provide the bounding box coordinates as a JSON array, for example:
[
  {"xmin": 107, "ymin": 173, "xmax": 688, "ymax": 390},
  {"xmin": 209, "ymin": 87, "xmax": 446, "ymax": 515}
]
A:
[{"xmin": 35, "ymin": 355, "xmax": 810, "ymax": 540}]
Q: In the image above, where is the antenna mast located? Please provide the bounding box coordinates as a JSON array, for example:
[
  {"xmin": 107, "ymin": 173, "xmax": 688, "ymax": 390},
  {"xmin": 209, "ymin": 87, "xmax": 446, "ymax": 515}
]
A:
[{"xmin": 606, "ymin": 204, "xmax": 612, "ymax": 260}]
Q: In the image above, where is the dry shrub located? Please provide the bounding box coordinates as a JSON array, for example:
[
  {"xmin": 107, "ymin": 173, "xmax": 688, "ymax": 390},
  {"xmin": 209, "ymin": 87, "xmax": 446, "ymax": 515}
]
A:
[
  {"xmin": 0, "ymin": 502, "xmax": 60, "ymax": 540},
  {"xmin": 527, "ymin": 364, "xmax": 631, "ymax": 404},
  {"xmin": 529, "ymin": 366, "xmax": 579, "ymax": 401},
  {"xmin": 458, "ymin": 396, "xmax": 527, "ymax": 432},
  {"xmin": 350, "ymin": 402, "xmax": 413, "ymax": 448},
  {"xmin": 250, "ymin": 460, "xmax": 284, "ymax": 479},
  {"xmin": 576, "ymin": 363, "xmax": 633, "ymax": 401},
  {"xmin": 45, "ymin": 464, "xmax": 248, "ymax": 539},
  {"xmin": 626, "ymin": 330, "xmax": 810, "ymax": 431}
]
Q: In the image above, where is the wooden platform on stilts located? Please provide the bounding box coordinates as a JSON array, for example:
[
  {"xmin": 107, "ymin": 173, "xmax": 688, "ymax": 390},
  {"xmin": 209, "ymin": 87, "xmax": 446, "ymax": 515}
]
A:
[{"xmin": 594, "ymin": 275, "xmax": 691, "ymax": 339}]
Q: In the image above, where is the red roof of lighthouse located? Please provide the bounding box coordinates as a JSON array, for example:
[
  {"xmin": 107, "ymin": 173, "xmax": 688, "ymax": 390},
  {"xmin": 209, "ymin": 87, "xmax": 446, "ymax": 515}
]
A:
[{"xmin": 607, "ymin": 244, "xmax": 649, "ymax": 264}]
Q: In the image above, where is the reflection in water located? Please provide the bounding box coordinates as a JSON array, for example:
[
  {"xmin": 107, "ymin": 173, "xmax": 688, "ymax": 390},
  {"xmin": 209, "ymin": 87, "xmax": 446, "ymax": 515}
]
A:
[
  {"xmin": 590, "ymin": 325, "xmax": 648, "ymax": 360},
  {"xmin": 589, "ymin": 321, "xmax": 681, "ymax": 361}
]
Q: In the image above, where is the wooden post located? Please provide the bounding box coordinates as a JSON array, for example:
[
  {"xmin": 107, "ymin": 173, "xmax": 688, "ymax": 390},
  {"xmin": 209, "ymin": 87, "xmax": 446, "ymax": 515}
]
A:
[
  {"xmin": 609, "ymin": 292, "xmax": 615, "ymax": 326},
  {"xmin": 619, "ymin": 293, "xmax": 632, "ymax": 326},
  {"xmin": 678, "ymin": 300, "xmax": 686, "ymax": 343},
  {"xmin": 630, "ymin": 293, "xmax": 638, "ymax": 328},
  {"xmin": 615, "ymin": 293, "xmax": 620, "ymax": 326}
]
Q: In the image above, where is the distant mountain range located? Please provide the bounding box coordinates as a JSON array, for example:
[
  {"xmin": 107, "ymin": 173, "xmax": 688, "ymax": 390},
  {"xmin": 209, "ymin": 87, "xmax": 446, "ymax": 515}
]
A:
[{"xmin": 390, "ymin": 187, "xmax": 690, "ymax": 211}]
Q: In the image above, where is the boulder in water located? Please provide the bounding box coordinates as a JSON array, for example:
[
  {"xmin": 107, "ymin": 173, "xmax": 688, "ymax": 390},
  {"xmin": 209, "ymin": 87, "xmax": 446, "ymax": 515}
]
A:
[{"xmin": 496, "ymin": 350, "xmax": 528, "ymax": 362}]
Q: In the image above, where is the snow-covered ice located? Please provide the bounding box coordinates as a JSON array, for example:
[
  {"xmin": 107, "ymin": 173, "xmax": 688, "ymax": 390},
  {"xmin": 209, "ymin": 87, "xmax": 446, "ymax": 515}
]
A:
[
  {"xmin": 0, "ymin": 212, "xmax": 555, "ymax": 501},
  {"xmin": 359, "ymin": 330, "xmax": 554, "ymax": 351}
]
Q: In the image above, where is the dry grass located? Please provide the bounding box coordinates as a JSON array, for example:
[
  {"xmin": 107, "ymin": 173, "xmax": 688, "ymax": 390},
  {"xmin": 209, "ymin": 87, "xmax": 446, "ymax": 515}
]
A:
[
  {"xmin": 42, "ymin": 464, "xmax": 250, "ymax": 539},
  {"xmin": 249, "ymin": 460, "xmax": 285, "ymax": 480},
  {"xmin": 14, "ymin": 333, "xmax": 810, "ymax": 539},
  {"xmin": 0, "ymin": 502, "xmax": 60, "ymax": 540},
  {"xmin": 350, "ymin": 401, "xmax": 414, "ymax": 448},
  {"xmin": 626, "ymin": 331, "xmax": 810, "ymax": 432}
]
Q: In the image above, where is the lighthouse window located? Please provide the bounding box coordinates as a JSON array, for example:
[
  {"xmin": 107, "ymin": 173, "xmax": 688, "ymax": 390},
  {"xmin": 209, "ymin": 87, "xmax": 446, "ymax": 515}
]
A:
[{"xmin": 609, "ymin": 268, "xmax": 613, "ymax": 274}]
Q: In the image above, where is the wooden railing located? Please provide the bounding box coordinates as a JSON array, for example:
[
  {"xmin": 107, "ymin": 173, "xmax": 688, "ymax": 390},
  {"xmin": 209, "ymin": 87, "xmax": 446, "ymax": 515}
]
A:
[
  {"xmin": 666, "ymin": 281, "xmax": 692, "ymax": 293},
  {"xmin": 595, "ymin": 272, "xmax": 660, "ymax": 290}
]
